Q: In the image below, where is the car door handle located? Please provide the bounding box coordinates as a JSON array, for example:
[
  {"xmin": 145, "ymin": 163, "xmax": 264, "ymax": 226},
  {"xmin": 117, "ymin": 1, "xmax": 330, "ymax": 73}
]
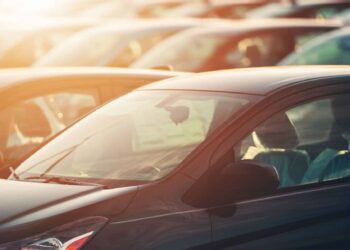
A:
[{"xmin": 209, "ymin": 205, "xmax": 236, "ymax": 218}]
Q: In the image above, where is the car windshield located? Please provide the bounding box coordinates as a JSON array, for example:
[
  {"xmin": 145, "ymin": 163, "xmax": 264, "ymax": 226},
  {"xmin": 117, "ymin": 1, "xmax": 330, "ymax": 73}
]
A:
[
  {"xmin": 36, "ymin": 29, "xmax": 174, "ymax": 67},
  {"xmin": 132, "ymin": 32, "xmax": 226, "ymax": 72},
  {"xmin": 35, "ymin": 31, "xmax": 122, "ymax": 67},
  {"xmin": 0, "ymin": 28, "xmax": 80, "ymax": 67},
  {"xmin": 13, "ymin": 90, "xmax": 250, "ymax": 186}
]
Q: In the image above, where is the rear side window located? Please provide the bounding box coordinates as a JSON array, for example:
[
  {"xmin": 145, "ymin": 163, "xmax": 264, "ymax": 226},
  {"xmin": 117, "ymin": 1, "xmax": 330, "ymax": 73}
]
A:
[
  {"xmin": 314, "ymin": 6, "xmax": 345, "ymax": 19},
  {"xmin": 287, "ymin": 99, "xmax": 334, "ymax": 145},
  {"xmin": 224, "ymin": 29, "xmax": 329, "ymax": 68},
  {"xmin": 235, "ymin": 94, "xmax": 350, "ymax": 188},
  {"xmin": 286, "ymin": 34, "xmax": 350, "ymax": 65}
]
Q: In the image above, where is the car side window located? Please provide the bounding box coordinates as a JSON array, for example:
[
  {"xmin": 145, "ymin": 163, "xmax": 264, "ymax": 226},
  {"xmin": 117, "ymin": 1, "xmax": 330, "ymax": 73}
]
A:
[
  {"xmin": 292, "ymin": 35, "xmax": 350, "ymax": 65},
  {"xmin": 225, "ymin": 33, "xmax": 280, "ymax": 68},
  {"xmin": 314, "ymin": 7, "xmax": 343, "ymax": 19},
  {"xmin": 224, "ymin": 30, "xmax": 321, "ymax": 68},
  {"xmin": 0, "ymin": 89, "xmax": 98, "ymax": 164},
  {"xmin": 235, "ymin": 94, "xmax": 350, "ymax": 188}
]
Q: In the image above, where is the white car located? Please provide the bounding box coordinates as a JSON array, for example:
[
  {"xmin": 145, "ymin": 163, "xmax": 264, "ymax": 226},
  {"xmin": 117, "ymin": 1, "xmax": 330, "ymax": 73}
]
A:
[{"xmin": 35, "ymin": 19, "xmax": 226, "ymax": 68}]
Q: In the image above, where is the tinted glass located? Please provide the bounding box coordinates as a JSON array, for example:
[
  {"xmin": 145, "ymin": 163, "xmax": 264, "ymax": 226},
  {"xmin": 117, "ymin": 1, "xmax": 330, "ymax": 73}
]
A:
[
  {"xmin": 0, "ymin": 90, "xmax": 98, "ymax": 164},
  {"xmin": 281, "ymin": 33, "xmax": 350, "ymax": 65},
  {"xmin": 235, "ymin": 94, "xmax": 350, "ymax": 188},
  {"xmin": 133, "ymin": 29, "xmax": 330, "ymax": 72},
  {"xmin": 14, "ymin": 91, "xmax": 249, "ymax": 184}
]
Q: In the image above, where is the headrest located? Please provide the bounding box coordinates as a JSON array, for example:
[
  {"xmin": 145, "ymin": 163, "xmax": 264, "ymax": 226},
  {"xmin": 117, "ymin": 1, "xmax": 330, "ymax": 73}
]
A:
[
  {"xmin": 332, "ymin": 95, "xmax": 350, "ymax": 134},
  {"xmin": 13, "ymin": 103, "xmax": 51, "ymax": 138},
  {"xmin": 256, "ymin": 112, "xmax": 299, "ymax": 149}
]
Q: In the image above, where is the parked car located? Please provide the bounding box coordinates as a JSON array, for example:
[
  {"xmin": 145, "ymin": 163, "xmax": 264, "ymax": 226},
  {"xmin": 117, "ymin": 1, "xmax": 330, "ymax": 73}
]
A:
[
  {"xmin": 135, "ymin": 0, "xmax": 188, "ymax": 17},
  {"xmin": 0, "ymin": 67, "xmax": 184, "ymax": 167},
  {"xmin": 149, "ymin": 0, "xmax": 276, "ymax": 19},
  {"xmin": 246, "ymin": 0, "xmax": 350, "ymax": 19},
  {"xmin": 77, "ymin": 1, "xmax": 136, "ymax": 18},
  {"xmin": 35, "ymin": 18, "xmax": 225, "ymax": 68},
  {"xmin": 3, "ymin": 66, "xmax": 350, "ymax": 249},
  {"xmin": 0, "ymin": 0, "xmax": 135, "ymax": 18},
  {"xmin": 0, "ymin": 18, "xmax": 103, "ymax": 67},
  {"xmin": 132, "ymin": 18, "xmax": 341, "ymax": 72},
  {"xmin": 280, "ymin": 27, "xmax": 350, "ymax": 65}
]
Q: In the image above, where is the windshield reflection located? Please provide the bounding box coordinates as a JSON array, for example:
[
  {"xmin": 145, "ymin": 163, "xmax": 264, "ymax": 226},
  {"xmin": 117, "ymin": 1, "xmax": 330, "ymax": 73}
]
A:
[{"xmin": 13, "ymin": 90, "xmax": 249, "ymax": 186}]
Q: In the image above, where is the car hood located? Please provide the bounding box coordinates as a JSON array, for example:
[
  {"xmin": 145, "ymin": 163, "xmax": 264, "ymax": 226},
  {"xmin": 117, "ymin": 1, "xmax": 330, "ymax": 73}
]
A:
[
  {"xmin": 0, "ymin": 179, "xmax": 102, "ymax": 223},
  {"xmin": 0, "ymin": 179, "xmax": 138, "ymax": 243}
]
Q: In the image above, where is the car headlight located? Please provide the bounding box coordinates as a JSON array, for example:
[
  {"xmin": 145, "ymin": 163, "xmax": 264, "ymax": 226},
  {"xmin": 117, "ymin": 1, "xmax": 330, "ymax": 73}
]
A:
[{"xmin": 0, "ymin": 216, "xmax": 108, "ymax": 250}]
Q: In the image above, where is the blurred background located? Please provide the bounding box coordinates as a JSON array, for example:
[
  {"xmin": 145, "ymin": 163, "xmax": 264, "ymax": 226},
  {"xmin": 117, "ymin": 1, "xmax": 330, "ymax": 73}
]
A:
[
  {"xmin": 0, "ymin": 0, "xmax": 350, "ymax": 70},
  {"xmin": 2, "ymin": 0, "xmax": 350, "ymax": 165}
]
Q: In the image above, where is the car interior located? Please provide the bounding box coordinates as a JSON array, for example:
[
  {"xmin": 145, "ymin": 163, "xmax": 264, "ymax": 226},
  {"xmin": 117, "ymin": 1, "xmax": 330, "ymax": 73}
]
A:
[
  {"xmin": 198, "ymin": 29, "xmax": 325, "ymax": 72},
  {"xmin": 253, "ymin": 112, "xmax": 309, "ymax": 187},
  {"xmin": 0, "ymin": 102, "xmax": 52, "ymax": 166},
  {"xmin": 237, "ymin": 94, "xmax": 350, "ymax": 188}
]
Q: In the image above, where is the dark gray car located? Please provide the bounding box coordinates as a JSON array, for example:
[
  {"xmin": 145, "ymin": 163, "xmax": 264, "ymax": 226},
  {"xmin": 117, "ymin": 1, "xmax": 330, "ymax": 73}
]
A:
[{"xmin": 2, "ymin": 66, "xmax": 350, "ymax": 249}]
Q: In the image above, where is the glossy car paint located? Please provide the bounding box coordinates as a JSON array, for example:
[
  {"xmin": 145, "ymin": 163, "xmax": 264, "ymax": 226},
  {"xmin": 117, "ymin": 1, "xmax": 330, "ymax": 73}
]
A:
[{"xmin": 3, "ymin": 66, "xmax": 350, "ymax": 249}]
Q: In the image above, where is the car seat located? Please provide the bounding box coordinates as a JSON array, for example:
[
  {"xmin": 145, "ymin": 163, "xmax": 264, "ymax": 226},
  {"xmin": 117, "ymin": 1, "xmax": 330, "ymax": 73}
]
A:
[
  {"xmin": 320, "ymin": 95, "xmax": 350, "ymax": 181},
  {"xmin": 254, "ymin": 112, "xmax": 309, "ymax": 187}
]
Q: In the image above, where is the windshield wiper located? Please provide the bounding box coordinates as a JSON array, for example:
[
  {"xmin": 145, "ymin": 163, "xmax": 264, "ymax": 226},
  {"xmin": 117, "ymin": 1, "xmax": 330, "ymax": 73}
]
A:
[{"xmin": 21, "ymin": 176, "xmax": 106, "ymax": 187}]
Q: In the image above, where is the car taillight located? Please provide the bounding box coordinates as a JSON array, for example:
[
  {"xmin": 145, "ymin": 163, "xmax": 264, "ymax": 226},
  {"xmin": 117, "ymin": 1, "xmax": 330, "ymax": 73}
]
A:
[{"xmin": 0, "ymin": 216, "xmax": 108, "ymax": 250}]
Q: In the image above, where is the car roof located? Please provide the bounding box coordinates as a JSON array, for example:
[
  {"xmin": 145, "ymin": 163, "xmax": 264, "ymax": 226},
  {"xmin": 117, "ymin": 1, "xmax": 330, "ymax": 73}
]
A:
[
  {"xmin": 78, "ymin": 18, "xmax": 228, "ymax": 34},
  {"xmin": 211, "ymin": 0, "xmax": 276, "ymax": 5},
  {"xmin": 0, "ymin": 67, "xmax": 187, "ymax": 90},
  {"xmin": 0, "ymin": 17, "xmax": 103, "ymax": 33},
  {"xmin": 140, "ymin": 66, "xmax": 350, "ymax": 95},
  {"xmin": 247, "ymin": 1, "xmax": 350, "ymax": 18},
  {"xmin": 296, "ymin": 0, "xmax": 350, "ymax": 6},
  {"xmin": 180, "ymin": 18, "xmax": 342, "ymax": 36}
]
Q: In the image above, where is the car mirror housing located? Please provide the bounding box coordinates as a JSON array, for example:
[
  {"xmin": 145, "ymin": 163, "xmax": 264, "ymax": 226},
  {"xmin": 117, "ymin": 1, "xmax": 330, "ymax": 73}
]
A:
[
  {"xmin": 183, "ymin": 161, "xmax": 280, "ymax": 208},
  {"xmin": 213, "ymin": 161, "xmax": 280, "ymax": 204}
]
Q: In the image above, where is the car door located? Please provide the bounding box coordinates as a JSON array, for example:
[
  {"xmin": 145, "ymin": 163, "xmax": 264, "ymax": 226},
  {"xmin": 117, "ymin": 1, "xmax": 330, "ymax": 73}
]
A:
[
  {"xmin": 205, "ymin": 82, "xmax": 350, "ymax": 249},
  {"xmin": 0, "ymin": 76, "xmax": 108, "ymax": 166}
]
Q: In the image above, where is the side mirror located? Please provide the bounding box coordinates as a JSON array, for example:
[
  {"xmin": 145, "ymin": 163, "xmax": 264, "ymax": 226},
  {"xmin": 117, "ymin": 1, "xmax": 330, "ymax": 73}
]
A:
[
  {"xmin": 211, "ymin": 161, "xmax": 279, "ymax": 205},
  {"xmin": 183, "ymin": 161, "xmax": 280, "ymax": 208}
]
